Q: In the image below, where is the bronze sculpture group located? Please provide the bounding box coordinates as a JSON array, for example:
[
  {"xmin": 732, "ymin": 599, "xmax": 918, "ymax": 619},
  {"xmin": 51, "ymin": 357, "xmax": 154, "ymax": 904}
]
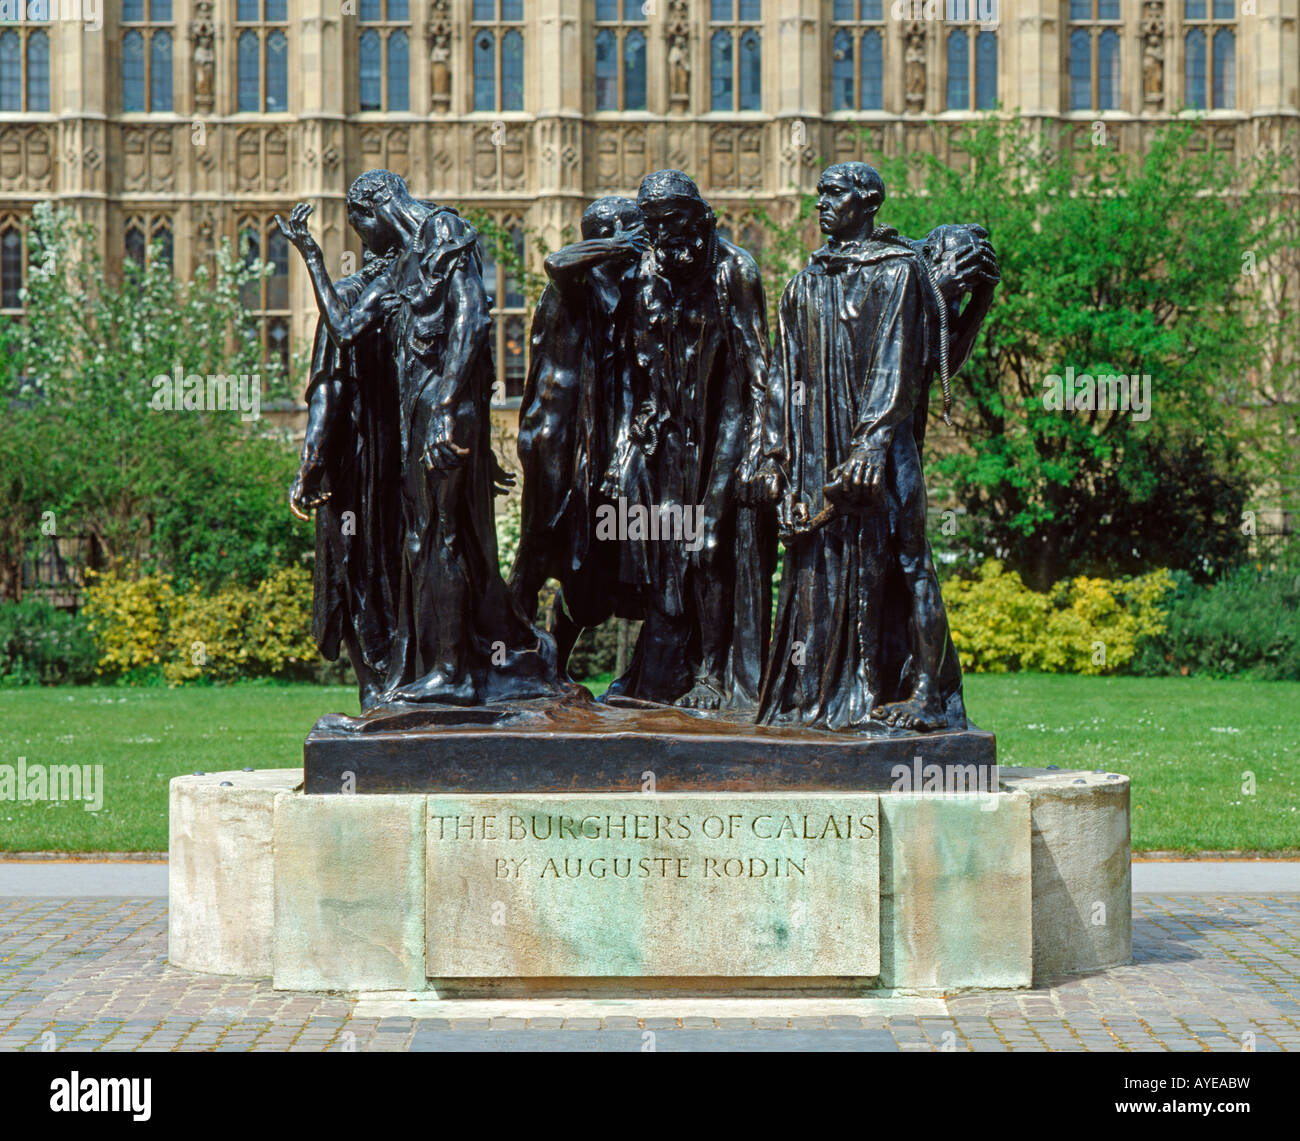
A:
[{"xmin": 280, "ymin": 164, "xmax": 997, "ymax": 736}]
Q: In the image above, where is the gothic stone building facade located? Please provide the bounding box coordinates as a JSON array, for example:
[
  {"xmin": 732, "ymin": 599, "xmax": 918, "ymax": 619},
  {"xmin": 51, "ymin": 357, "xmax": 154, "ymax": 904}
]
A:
[{"xmin": 0, "ymin": 1, "xmax": 1296, "ymax": 400}]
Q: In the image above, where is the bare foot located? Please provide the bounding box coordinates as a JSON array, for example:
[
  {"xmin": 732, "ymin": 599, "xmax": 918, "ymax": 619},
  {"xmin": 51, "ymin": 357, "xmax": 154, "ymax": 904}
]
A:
[
  {"xmin": 870, "ymin": 694, "xmax": 945, "ymax": 732},
  {"xmin": 387, "ymin": 669, "xmax": 477, "ymax": 706},
  {"xmin": 675, "ymin": 679, "xmax": 723, "ymax": 711}
]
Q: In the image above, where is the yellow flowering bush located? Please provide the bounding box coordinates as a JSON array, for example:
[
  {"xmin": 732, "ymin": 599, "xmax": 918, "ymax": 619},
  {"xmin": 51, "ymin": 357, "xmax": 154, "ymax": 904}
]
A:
[
  {"xmin": 82, "ymin": 572, "xmax": 175, "ymax": 675},
  {"xmin": 83, "ymin": 565, "xmax": 316, "ymax": 684},
  {"xmin": 946, "ymin": 560, "xmax": 1174, "ymax": 674}
]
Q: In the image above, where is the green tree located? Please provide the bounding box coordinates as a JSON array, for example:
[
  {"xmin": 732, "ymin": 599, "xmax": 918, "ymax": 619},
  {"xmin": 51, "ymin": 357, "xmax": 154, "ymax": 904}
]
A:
[
  {"xmin": 758, "ymin": 116, "xmax": 1292, "ymax": 588},
  {"xmin": 0, "ymin": 203, "xmax": 310, "ymax": 598}
]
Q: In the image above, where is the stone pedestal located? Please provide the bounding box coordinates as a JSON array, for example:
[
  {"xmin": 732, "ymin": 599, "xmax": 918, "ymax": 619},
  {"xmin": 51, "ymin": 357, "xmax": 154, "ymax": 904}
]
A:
[{"xmin": 167, "ymin": 766, "xmax": 1132, "ymax": 993}]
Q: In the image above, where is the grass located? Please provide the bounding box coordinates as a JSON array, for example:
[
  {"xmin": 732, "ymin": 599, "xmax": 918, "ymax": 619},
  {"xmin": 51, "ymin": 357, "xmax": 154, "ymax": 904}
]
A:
[{"xmin": 0, "ymin": 675, "xmax": 1296, "ymax": 854}]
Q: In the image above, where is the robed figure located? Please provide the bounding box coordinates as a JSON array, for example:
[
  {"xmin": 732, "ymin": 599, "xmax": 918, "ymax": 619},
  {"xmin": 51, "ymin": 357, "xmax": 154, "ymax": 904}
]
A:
[
  {"xmin": 508, "ymin": 196, "xmax": 648, "ymax": 670},
  {"xmin": 290, "ymin": 246, "xmax": 403, "ymax": 711},
  {"xmin": 602, "ymin": 170, "xmax": 777, "ymax": 712},
  {"xmin": 756, "ymin": 163, "xmax": 997, "ymax": 733},
  {"xmin": 279, "ymin": 170, "xmax": 568, "ymax": 708}
]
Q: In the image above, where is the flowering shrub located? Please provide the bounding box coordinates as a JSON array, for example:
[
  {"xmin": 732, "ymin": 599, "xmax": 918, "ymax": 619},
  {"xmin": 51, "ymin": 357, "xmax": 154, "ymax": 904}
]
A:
[
  {"xmin": 82, "ymin": 566, "xmax": 316, "ymax": 684},
  {"xmin": 945, "ymin": 560, "xmax": 1175, "ymax": 675}
]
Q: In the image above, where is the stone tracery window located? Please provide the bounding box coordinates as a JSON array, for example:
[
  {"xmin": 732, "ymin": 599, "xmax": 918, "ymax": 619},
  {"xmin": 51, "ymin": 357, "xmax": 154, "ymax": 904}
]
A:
[
  {"xmin": 943, "ymin": 4, "xmax": 998, "ymax": 112},
  {"xmin": 238, "ymin": 214, "xmax": 291, "ymax": 373},
  {"xmin": 122, "ymin": 0, "xmax": 174, "ymax": 113},
  {"xmin": 594, "ymin": 0, "xmax": 647, "ymax": 112},
  {"xmin": 472, "ymin": 0, "xmax": 525, "ymax": 113},
  {"xmin": 830, "ymin": 1, "xmax": 885, "ymax": 112},
  {"xmin": 710, "ymin": 0, "xmax": 762, "ymax": 112},
  {"xmin": 236, "ymin": 0, "xmax": 289, "ymax": 113},
  {"xmin": 124, "ymin": 213, "xmax": 174, "ymax": 275},
  {"xmin": 0, "ymin": 5, "xmax": 49, "ymax": 113},
  {"xmin": 477, "ymin": 219, "xmax": 528, "ymax": 401},
  {"xmin": 1184, "ymin": 0, "xmax": 1235, "ymax": 110},
  {"xmin": 0, "ymin": 214, "xmax": 27, "ymax": 312},
  {"xmin": 1068, "ymin": 0, "xmax": 1122, "ymax": 111},
  {"xmin": 358, "ymin": 0, "xmax": 410, "ymax": 112}
]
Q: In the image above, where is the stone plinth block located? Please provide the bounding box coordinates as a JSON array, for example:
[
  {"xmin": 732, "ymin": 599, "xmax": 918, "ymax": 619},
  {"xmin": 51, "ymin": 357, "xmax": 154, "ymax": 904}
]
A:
[
  {"xmin": 1001, "ymin": 768, "xmax": 1132, "ymax": 982},
  {"xmin": 168, "ymin": 769, "xmax": 299, "ymax": 977},
  {"xmin": 272, "ymin": 792, "xmax": 426, "ymax": 992},
  {"xmin": 425, "ymin": 794, "xmax": 880, "ymax": 978},
  {"xmin": 880, "ymin": 791, "xmax": 1033, "ymax": 990}
]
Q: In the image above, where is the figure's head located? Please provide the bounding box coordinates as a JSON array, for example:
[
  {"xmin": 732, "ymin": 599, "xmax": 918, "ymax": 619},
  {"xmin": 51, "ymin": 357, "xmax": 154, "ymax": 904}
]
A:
[
  {"xmin": 346, "ymin": 169, "xmax": 414, "ymax": 254},
  {"xmin": 921, "ymin": 222, "xmax": 989, "ymax": 265},
  {"xmin": 582, "ymin": 196, "xmax": 643, "ymax": 240},
  {"xmin": 636, "ymin": 169, "xmax": 716, "ymax": 280},
  {"xmin": 817, "ymin": 163, "xmax": 886, "ymax": 242}
]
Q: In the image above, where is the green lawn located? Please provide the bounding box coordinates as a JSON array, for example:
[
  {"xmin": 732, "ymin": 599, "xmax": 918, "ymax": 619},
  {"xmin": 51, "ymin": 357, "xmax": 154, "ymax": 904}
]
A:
[{"xmin": 0, "ymin": 675, "xmax": 1296, "ymax": 854}]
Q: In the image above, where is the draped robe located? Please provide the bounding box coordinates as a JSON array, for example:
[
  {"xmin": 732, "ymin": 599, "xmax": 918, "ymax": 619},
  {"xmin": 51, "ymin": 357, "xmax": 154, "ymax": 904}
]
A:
[{"xmin": 757, "ymin": 237, "xmax": 966, "ymax": 731}]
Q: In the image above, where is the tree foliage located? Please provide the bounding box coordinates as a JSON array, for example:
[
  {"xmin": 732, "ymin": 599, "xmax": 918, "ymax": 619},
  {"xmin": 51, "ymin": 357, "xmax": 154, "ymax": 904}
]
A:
[{"xmin": 0, "ymin": 203, "xmax": 311, "ymax": 599}]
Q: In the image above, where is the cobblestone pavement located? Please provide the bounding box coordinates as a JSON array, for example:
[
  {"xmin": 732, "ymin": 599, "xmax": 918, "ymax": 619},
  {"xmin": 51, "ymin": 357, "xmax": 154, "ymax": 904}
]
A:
[{"xmin": 0, "ymin": 894, "xmax": 1295, "ymax": 1052}]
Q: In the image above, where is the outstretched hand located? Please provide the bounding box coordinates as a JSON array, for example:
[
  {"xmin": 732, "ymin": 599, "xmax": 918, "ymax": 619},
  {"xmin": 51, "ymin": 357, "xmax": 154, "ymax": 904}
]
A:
[{"xmin": 274, "ymin": 203, "xmax": 323, "ymax": 263}]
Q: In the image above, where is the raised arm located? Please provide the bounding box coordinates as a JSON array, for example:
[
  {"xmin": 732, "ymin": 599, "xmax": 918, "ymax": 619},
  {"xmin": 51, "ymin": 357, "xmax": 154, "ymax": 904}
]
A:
[{"xmin": 275, "ymin": 204, "xmax": 389, "ymax": 350}]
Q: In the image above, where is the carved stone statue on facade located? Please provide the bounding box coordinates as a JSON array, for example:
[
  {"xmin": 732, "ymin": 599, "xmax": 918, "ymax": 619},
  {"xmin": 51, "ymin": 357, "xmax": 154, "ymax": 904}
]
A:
[
  {"xmin": 904, "ymin": 22, "xmax": 926, "ymax": 111},
  {"xmin": 279, "ymin": 170, "xmax": 570, "ymax": 709},
  {"xmin": 190, "ymin": 1, "xmax": 216, "ymax": 114},
  {"xmin": 1141, "ymin": 1, "xmax": 1165, "ymax": 108},
  {"xmin": 665, "ymin": 0, "xmax": 691, "ymax": 110},
  {"xmin": 756, "ymin": 163, "xmax": 998, "ymax": 733},
  {"xmin": 429, "ymin": 0, "xmax": 452, "ymax": 113}
]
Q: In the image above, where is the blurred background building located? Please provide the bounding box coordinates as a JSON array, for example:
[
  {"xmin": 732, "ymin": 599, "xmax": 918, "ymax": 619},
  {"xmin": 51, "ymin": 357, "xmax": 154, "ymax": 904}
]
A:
[{"xmin": 0, "ymin": 0, "xmax": 1295, "ymax": 404}]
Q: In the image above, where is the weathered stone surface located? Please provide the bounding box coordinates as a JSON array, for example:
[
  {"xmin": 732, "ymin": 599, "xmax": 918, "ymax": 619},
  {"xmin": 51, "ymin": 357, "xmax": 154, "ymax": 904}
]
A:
[
  {"xmin": 425, "ymin": 795, "xmax": 880, "ymax": 978},
  {"xmin": 1001, "ymin": 768, "xmax": 1132, "ymax": 982},
  {"xmin": 880, "ymin": 791, "xmax": 1033, "ymax": 990},
  {"xmin": 272, "ymin": 792, "xmax": 426, "ymax": 992},
  {"xmin": 168, "ymin": 768, "xmax": 298, "ymax": 978}
]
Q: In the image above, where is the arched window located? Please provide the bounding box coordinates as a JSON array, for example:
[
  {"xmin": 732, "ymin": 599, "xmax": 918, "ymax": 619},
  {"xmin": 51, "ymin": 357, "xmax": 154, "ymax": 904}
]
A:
[
  {"xmin": 975, "ymin": 30, "xmax": 997, "ymax": 109},
  {"xmin": 625, "ymin": 29, "xmax": 647, "ymax": 111},
  {"xmin": 123, "ymin": 213, "xmax": 173, "ymax": 275},
  {"xmin": 595, "ymin": 29, "xmax": 617, "ymax": 110},
  {"xmin": 1097, "ymin": 28, "xmax": 1120, "ymax": 109},
  {"xmin": 266, "ymin": 30, "xmax": 288, "ymax": 111},
  {"xmin": 478, "ymin": 219, "xmax": 530, "ymax": 402},
  {"xmin": 710, "ymin": 1, "xmax": 761, "ymax": 112},
  {"xmin": 123, "ymin": 30, "xmax": 146, "ymax": 113},
  {"xmin": 237, "ymin": 30, "xmax": 261, "ymax": 112},
  {"xmin": 830, "ymin": 2, "xmax": 884, "ymax": 112},
  {"xmin": 1213, "ymin": 28, "xmax": 1235, "ymax": 109},
  {"xmin": 946, "ymin": 29, "xmax": 969, "ymax": 110},
  {"xmin": 356, "ymin": 1, "xmax": 411, "ymax": 113},
  {"xmin": 710, "ymin": 30, "xmax": 732, "ymax": 111},
  {"xmin": 472, "ymin": 2, "xmax": 525, "ymax": 112},
  {"xmin": 388, "ymin": 30, "xmax": 409, "ymax": 111},
  {"xmin": 236, "ymin": 2, "xmax": 290, "ymax": 113},
  {"xmin": 1184, "ymin": 27, "xmax": 1207, "ymax": 109},
  {"xmin": 150, "ymin": 30, "xmax": 172, "ymax": 112},
  {"xmin": 238, "ymin": 216, "xmax": 293, "ymax": 373},
  {"xmin": 359, "ymin": 30, "xmax": 382, "ymax": 110},
  {"xmin": 1068, "ymin": 2, "xmax": 1122, "ymax": 111},
  {"xmin": 1185, "ymin": 3, "xmax": 1236, "ymax": 109},
  {"xmin": 1, "ymin": 221, "xmax": 23, "ymax": 311},
  {"xmin": 122, "ymin": 3, "xmax": 173, "ymax": 113},
  {"xmin": 832, "ymin": 30, "xmax": 854, "ymax": 111},
  {"xmin": 594, "ymin": 3, "xmax": 647, "ymax": 112},
  {"xmin": 502, "ymin": 29, "xmax": 523, "ymax": 110},
  {"xmin": 0, "ymin": 11, "xmax": 49, "ymax": 115},
  {"xmin": 738, "ymin": 28, "xmax": 761, "ymax": 110}
]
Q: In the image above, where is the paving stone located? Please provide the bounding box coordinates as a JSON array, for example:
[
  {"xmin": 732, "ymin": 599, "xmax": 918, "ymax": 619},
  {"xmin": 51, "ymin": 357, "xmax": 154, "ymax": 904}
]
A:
[{"xmin": 0, "ymin": 894, "xmax": 1296, "ymax": 1052}]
